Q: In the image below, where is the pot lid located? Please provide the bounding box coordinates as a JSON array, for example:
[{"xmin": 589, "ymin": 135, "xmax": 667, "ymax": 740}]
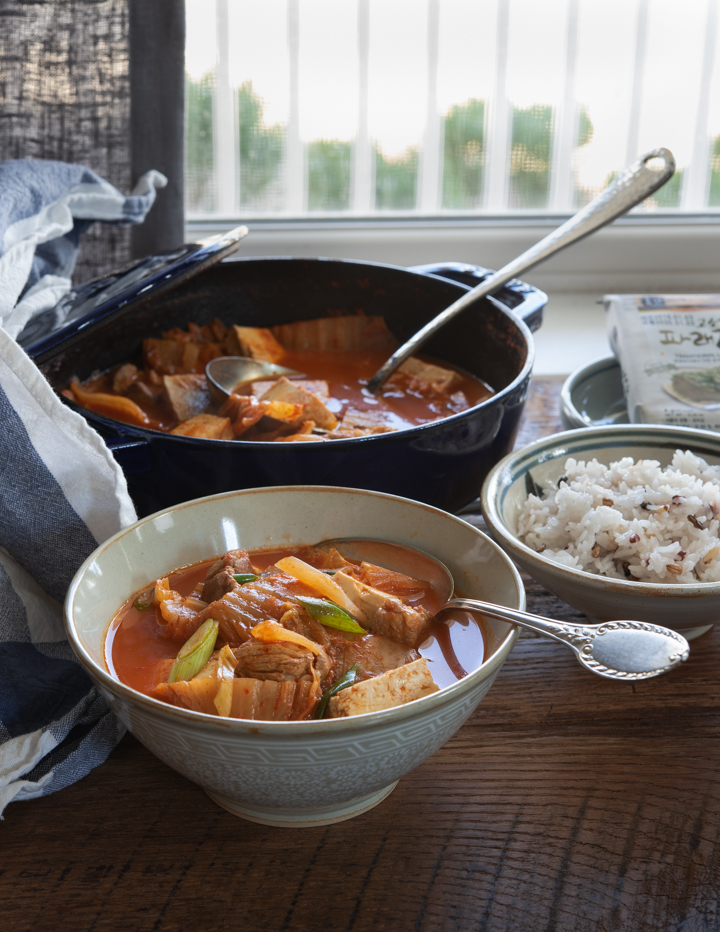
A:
[{"xmin": 20, "ymin": 225, "xmax": 249, "ymax": 357}]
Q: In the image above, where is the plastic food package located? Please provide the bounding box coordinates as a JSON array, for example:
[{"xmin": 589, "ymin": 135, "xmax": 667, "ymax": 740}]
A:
[{"xmin": 606, "ymin": 294, "xmax": 720, "ymax": 429}]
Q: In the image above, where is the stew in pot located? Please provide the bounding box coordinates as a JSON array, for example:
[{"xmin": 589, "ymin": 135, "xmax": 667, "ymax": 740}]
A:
[{"xmin": 66, "ymin": 315, "xmax": 493, "ymax": 441}]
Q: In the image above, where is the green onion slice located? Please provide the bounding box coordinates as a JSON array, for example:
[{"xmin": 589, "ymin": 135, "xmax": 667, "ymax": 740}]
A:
[
  {"xmin": 297, "ymin": 596, "xmax": 365, "ymax": 633},
  {"xmin": 232, "ymin": 573, "xmax": 258, "ymax": 585},
  {"xmin": 167, "ymin": 619, "xmax": 219, "ymax": 684},
  {"xmin": 314, "ymin": 664, "xmax": 361, "ymax": 720},
  {"xmin": 134, "ymin": 588, "xmax": 155, "ymax": 611}
]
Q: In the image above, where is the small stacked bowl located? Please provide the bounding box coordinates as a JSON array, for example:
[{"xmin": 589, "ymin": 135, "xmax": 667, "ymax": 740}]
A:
[{"xmin": 482, "ymin": 424, "xmax": 720, "ymax": 640}]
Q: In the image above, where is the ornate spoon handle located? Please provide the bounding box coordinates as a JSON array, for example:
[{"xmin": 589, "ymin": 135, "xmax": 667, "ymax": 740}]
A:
[
  {"xmin": 441, "ymin": 597, "xmax": 690, "ymax": 680},
  {"xmin": 367, "ymin": 147, "xmax": 675, "ymax": 393}
]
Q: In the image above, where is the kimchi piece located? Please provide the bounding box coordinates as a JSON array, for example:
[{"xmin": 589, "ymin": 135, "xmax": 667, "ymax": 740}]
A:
[
  {"xmin": 65, "ymin": 315, "xmax": 493, "ymax": 439},
  {"xmin": 106, "ymin": 544, "xmax": 488, "ymax": 723}
]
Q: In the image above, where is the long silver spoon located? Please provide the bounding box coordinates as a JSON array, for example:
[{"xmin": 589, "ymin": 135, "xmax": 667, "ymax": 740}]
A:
[
  {"xmin": 317, "ymin": 536, "xmax": 690, "ymax": 681},
  {"xmin": 366, "ymin": 147, "xmax": 675, "ymax": 393}
]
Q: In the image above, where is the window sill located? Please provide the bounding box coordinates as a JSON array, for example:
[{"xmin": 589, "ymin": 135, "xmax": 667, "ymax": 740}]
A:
[{"xmin": 187, "ymin": 214, "xmax": 720, "ymax": 294}]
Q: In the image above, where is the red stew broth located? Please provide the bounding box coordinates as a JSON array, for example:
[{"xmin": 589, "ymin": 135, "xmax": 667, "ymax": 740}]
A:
[
  {"xmin": 106, "ymin": 547, "xmax": 486, "ymax": 697},
  {"xmin": 82, "ymin": 348, "xmax": 493, "ymax": 434},
  {"xmin": 276, "ymin": 349, "xmax": 492, "ymax": 431}
]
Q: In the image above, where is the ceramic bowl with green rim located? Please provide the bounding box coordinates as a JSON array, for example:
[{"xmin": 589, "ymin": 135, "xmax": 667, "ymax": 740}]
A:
[
  {"xmin": 481, "ymin": 424, "xmax": 720, "ymax": 641},
  {"xmin": 65, "ymin": 485, "xmax": 523, "ymax": 828}
]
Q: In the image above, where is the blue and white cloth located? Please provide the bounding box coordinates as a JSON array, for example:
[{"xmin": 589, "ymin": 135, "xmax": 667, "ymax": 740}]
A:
[
  {"xmin": 0, "ymin": 159, "xmax": 166, "ymax": 339},
  {"xmin": 0, "ymin": 331, "xmax": 138, "ymax": 813},
  {"xmin": 0, "ymin": 160, "xmax": 154, "ymax": 813}
]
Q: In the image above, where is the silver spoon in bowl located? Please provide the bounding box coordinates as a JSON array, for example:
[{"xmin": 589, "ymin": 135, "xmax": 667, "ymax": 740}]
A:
[
  {"xmin": 366, "ymin": 147, "xmax": 676, "ymax": 394},
  {"xmin": 316, "ymin": 537, "xmax": 690, "ymax": 681}
]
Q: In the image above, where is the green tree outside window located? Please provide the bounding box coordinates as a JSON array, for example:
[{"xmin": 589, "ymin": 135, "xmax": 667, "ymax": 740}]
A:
[
  {"xmin": 237, "ymin": 81, "xmax": 284, "ymax": 209},
  {"xmin": 710, "ymin": 136, "xmax": 720, "ymax": 207},
  {"xmin": 442, "ymin": 98, "xmax": 485, "ymax": 209},
  {"xmin": 307, "ymin": 140, "xmax": 352, "ymax": 210},
  {"xmin": 375, "ymin": 146, "xmax": 418, "ymax": 210},
  {"xmin": 185, "ymin": 72, "xmax": 214, "ymax": 212},
  {"xmin": 509, "ymin": 104, "xmax": 554, "ymax": 209}
]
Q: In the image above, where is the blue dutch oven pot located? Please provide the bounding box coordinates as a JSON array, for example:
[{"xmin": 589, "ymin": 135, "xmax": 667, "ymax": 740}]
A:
[{"xmin": 25, "ymin": 232, "xmax": 546, "ymax": 517}]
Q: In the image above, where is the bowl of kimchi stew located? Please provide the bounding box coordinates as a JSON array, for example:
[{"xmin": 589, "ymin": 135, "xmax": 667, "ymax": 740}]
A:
[{"xmin": 65, "ymin": 486, "xmax": 523, "ymax": 827}]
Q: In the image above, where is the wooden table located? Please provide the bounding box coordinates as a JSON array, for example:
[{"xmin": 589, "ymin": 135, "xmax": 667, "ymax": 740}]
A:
[{"xmin": 3, "ymin": 375, "xmax": 719, "ymax": 932}]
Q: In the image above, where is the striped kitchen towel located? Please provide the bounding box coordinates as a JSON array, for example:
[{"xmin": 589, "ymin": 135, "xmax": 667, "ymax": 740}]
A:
[
  {"xmin": 0, "ymin": 328, "xmax": 137, "ymax": 814},
  {"xmin": 0, "ymin": 158, "xmax": 166, "ymax": 340}
]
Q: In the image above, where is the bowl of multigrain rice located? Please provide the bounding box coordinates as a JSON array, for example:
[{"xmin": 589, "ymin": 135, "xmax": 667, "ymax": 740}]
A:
[{"xmin": 481, "ymin": 424, "xmax": 720, "ymax": 640}]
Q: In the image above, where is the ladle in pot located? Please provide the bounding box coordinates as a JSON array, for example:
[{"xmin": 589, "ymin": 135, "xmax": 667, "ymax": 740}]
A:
[
  {"xmin": 206, "ymin": 356, "xmax": 306, "ymax": 406},
  {"xmin": 367, "ymin": 147, "xmax": 676, "ymax": 393},
  {"xmin": 317, "ymin": 537, "xmax": 690, "ymax": 681}
]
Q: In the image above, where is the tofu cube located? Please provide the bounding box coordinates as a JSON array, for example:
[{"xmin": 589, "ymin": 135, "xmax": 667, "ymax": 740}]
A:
[
  {"xmin": 397, "ymin": 357, "xmax": 462, "ymax": 393},
  {"xmin": 327, "ymin": 658, "xmax": 439, "ymax": 717},
  {"xmin": 260, "ymin": 376, "xmax": 337, "ymax": 429},
  {"xmin": 251, "ymin": 379, "xmax": 330, "ymax": 401},
  {"xmin": 164, "ymin": 374, "xmax": 213, "ymax": 422}
]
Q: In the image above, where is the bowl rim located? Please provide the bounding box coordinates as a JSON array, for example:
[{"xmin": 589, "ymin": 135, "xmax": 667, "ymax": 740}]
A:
[
  {"xmin": 481, "ymin": 423, "xmax": 720, "ymax": 595},
  {"xmin": 560, "ymin": 353, "xmax": 621, "ymax": 429},
  {"xmin": 65, "ymin": 484, "xmax": 524, "ymax": 734}
]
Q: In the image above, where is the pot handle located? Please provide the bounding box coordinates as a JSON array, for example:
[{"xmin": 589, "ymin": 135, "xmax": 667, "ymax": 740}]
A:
[
  {"xmin": 105, "ymin": 436, "xmax": 153, "ymax": 474},
  {"xmin": 408, "ymin": 261, "xmax": 545, "ymax": 332}
]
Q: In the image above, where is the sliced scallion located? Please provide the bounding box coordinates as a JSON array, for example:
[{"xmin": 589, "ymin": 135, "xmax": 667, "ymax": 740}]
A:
[
  {"xmin": 167, "ymin": 619, "xmax": 219, "ymax": 684},
  {"xmin": 134, "ymin": 588, "xmax": 155, "ymax": 611},
  {"xmin": 232, "ymin": 573, "xmax": 258, "ymax": 584},
  {"xmin": 297, "ymin": 596, "xmax": 365, "ymax": 633},
  {"xmin": 314, "ymin": 664, "xmax": 360, "ymax": 719}
]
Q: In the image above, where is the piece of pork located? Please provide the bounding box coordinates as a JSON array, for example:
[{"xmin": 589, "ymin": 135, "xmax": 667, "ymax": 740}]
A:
[
  {"xmin": 291, "ymin": 546, "xmax": 354, "ymax": 571},
  {"xmin": 201, "ymin": 549, "xmax": 255, "ymax": 603},
  {"xmin": 196, "ymin": 569, "xmax": 319, "ymax": 645},
  {"xmin": 333, "ymin": 568, "xmax": 431, "ymax": 646},
  {"xmin": 326, "ymin": 631, "xmax": 419, "ymax": 680},
  {"xmin": 233, "ymin": 639, "xmax": 331, "ymax": 686}
]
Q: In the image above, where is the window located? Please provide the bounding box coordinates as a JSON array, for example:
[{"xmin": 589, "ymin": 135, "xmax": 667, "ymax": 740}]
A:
[{"xmin": 185, "ymin": 0, "xmax": 720, "ymax": 220}]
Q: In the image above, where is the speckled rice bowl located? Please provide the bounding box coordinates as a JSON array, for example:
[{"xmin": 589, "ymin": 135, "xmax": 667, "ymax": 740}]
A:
[{"xmin": 481, "ymin": 424, "xmax": 720, "ymax": 640}]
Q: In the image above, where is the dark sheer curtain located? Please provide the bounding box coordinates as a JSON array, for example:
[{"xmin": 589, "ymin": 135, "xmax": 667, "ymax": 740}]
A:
[{"xmin": 0, "ymin": 0, "xmax": 184, "ymax": 284}]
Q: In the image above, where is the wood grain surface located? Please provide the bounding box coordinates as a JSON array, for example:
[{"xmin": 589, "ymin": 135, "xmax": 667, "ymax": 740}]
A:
[{"xmin": 3, "ymin": 376, "xmax": 719, "ymax": 932}]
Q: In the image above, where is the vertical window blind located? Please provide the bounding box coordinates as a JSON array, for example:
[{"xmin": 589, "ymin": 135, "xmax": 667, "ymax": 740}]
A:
[{"xmin": 185, "ymin": 0, "xmax": 720, "ymax": 219}]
